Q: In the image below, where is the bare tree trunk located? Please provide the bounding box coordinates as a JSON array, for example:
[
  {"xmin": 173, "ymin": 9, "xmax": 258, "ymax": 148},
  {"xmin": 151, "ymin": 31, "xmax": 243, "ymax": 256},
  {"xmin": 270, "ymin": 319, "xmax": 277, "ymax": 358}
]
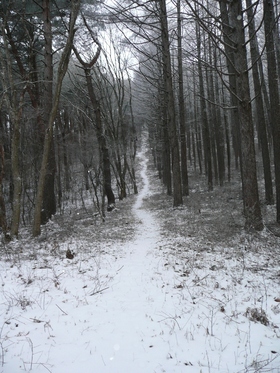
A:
[
  {"xmin": 159, "ymin": 81, "xmax": 172, "ymax": 195},
  {"xmin": 206, "ymin": 61, "xmax": 218, "ymax": 185},
  {"xmin": 229, "ymin": 0, "xmax": 263, "ymax": 230},
  {"xmin": 214, "ymin": 71, "xmax": 225, "ymax": 186},
  {"xmin": 159, "ymin": 0, "xmax": 182, "ymax": 206},
  {"xmin": 0, "ymin": 24, "xmax": 24, "ymax": 238},
  {"xmin": 196, "ymin": 21, "xmax": 213, "ymax": 191},
  {"xmin": 10, "ymin": 94, "xmax": 23, "ymax": 238},
  {"xmin": 41, "ymin": 0, "xmax": 56, "ymax": 224},
  {"xmin": 219, "ymin": 0, "xmax": 241, "ymax": 171},
  {"xmin": 57, "ymin": 111, "xmax": 71, "ymax": 191},
  {"xmin": 162, "ymin": 110, "xmax": 172, "ymax": 196},
  {"xmin": 85, "ymin": 69, "xmax": 115, "ymax": 210},
  {"xmin": 192, "ymin": 67, "xmax": 203, "ymax": 174},
  {"xmin": 263, "ymin": 0, "xmax": 280, "ymax": 223},
  {"xmin": 246, "ymin": 0, "xmax": 273, "ymax": 205},
  {"xmin": 221, "ymin": 84, "xmax": 231, "ymax": 182},
  {"xmin": 0, "ymin": 145, "xmax": 8, "ymax": 237},
  {"xmin": 73, "ymin": 25, "xmax": 115, "ymax": 212},
  {"xmin": 177, "ymin": 0, "xmax": 189, "ymax": 196},
  {"xmin": 33, "ymin": 0, "xmax": 81, "ymax": 236},
  {"xmin": 127, "ymin": 76, "xmax": 138, "ymax": 195},
  {"xmin": 273, "ymin": 0, "xmax": 280, "ymax": 81}
]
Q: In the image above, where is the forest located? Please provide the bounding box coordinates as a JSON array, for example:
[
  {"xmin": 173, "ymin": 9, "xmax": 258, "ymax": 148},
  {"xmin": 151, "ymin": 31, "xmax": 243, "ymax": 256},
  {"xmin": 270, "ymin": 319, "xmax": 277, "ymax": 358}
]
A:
[
  {"xmin": 1, "ymin": 1, "xmax": 280, "ymax": 372},
  {"xmin": 0, "ymin": 0, "xmax": 280, "ymax": 237}
]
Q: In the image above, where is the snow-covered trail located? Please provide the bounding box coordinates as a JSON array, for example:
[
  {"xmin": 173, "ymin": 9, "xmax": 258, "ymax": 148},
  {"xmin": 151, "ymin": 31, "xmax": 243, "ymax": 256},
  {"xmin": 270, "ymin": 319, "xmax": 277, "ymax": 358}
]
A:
[
  {"xmin": 84, "ymin": 148, "xmax": 173, "ymax": 372},
  {"xmin": 48, "ymin": 145, "xmax": 189, "ymax": 373}
]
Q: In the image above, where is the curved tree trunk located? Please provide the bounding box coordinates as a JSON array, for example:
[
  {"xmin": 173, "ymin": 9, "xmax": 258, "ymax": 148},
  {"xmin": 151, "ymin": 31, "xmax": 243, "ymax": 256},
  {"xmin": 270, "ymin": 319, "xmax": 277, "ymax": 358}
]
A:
[{"xmin": 73, "ymin": 20, "xmax": 115, "ymax": 213}]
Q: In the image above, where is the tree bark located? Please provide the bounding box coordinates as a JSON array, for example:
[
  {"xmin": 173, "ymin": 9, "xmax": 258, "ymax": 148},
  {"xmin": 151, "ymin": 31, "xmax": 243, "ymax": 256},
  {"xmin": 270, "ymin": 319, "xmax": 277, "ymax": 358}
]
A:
[
  {"xmin": 159, "ymin": 0, "xmax": 182, "ymax": 207},
  {"xmin": 0, "ymin": 145, "xmax": 8, "ymax": 237},
  {"xmin": 213, "ymin": 57, "xmax": 225, "ymax": 187},
  {"xmin": 10, "ymin": 94, "xmax": 23, "ymax": 238},
  {"xmin": 246, "ymin": 0, "xmax": 273, "ymax": 205},
  {"xmin": 33, "ymin": 0, "xmax": 81, "ymax": 236},
  {"xmin": 229, "ymin": 0, "xmax": 263, "ymax": 230},
  {"xmin": 219, "ymin": 0, "xmax": 241, "ymax": 171},
  {"xmin": 0, "ymin": 23, "xmax": 23, "ymax": 238},
  {"xmin": 263, "ymin": 0, "xmax": 280, "ymax": 223},
  {"xmin": 41, "ymin": 0, "xmax": 56, "ymax": 224},
  {"xmin": 85, "ymin": 69, "xmax": 115, "ymax": 210},
  {"xmin": 196, "ymin": 21, "xmax": 213, "ymax": 191},
  {"xmin": 162, "ymin": 111, "xmax": 172, "ymax": 195},
  {"xmin": 177, "ymin": 0, "xmax": 189, "ymax": 196}
]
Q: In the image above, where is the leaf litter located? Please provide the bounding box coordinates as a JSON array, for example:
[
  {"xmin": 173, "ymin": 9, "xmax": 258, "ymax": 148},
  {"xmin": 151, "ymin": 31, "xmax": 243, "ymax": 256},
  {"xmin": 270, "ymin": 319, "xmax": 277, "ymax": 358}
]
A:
[{"xmin": 0, "ymin": 144, "xmax": 280, "ymax": 372}]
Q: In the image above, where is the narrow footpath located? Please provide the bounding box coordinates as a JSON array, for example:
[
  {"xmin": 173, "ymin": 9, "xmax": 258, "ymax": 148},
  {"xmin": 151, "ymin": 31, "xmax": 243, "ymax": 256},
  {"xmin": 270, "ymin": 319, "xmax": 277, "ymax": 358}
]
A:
[{"xmin": 85, "ymin": 147, "xmax": 185, "ymax": 373}]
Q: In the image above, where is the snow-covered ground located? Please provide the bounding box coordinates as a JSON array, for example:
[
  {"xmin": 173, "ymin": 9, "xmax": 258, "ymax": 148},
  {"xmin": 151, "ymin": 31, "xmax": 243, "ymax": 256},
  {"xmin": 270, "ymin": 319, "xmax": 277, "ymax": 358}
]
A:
[{"xmin": 1, "ymin": 144, "xmax": 280, "ymax": 372}]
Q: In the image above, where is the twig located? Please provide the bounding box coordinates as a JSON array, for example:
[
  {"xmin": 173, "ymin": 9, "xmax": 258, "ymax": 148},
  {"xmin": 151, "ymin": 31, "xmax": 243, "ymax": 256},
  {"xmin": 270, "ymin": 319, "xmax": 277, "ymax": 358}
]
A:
[
  {"xmin": 55, "ymin": 304, "xmax": 68, "ymax": 315},
  {"xmin": 30, "ymin": 318, "xmax": 44, "ymax": 323},
  {"xmin": 89, "ymin": 287, "xmax": 109, "ymax": 296},
  {"xmin": 26, "ymin": 337, "xmax": 33, "ymax": 371},
  {"xmin": 193, "ymin": 274, "xmax": 209, "ymax": 285}
]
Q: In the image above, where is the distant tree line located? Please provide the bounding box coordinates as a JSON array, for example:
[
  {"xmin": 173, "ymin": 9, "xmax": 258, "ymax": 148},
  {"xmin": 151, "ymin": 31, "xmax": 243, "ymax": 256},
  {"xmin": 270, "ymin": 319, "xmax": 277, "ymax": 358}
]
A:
[{"xmin": 107, "ymin": 0, "xmax": 280, "ymax": 231}]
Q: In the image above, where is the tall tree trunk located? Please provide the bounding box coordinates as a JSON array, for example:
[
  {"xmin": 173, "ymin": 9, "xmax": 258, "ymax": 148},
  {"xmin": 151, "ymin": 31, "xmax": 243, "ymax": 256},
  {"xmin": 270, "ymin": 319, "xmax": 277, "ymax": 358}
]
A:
[
  {"xmin": 0, "ymin": 145, "xmax": 8, "ymax": 237},
  {"xmin": 127, "ymin": 76, "xmax": 138, "ymax": 194},
  {"xmin": 159, "ymin": 0, "xmax": 182, "ymax": 207},
  {"xmin": 221, "ymin": 84, "xmax": 231, "ymax": 182},
  {"xmin": 62, "ymin": 111, "xmax": 71, "ymax": 191},
  {"xmin": 10, "ymin": 94, "xmax": 23, "ymax": 238},
  {"xmin": 41, "ymin": 0, "xmax": 56, "ymax": 224},
  {"xmin": 33, "ymin": 0, "xmax": 81, "ymax": 236},
  {"xmin": 192, "ymin": 66, "xmax": 202, "ymax": 174},
  {"xmin": 157, "ymin": 80, "xmax": 172, "ymax": 194},
  {"xmin": 213, "ymin": 58, "xmax": 225, "ymax": 186},
  {"xmin": 0, "ymin": 23, "xmax": 23, "ymax": 238},
  {"xmin": 162, "ymin": 95, "xmax": 172, "ymax": 195},
  {"xmin": 206, "ymin": 61, "xmax": 218, "ymax": 185},
  {"xmin": 177, "ymin": 0, "xmax": 189, "ymax": 196},
  {"xmin": 273, "ymin": 0, "xmax": 280, "ymax": 81},
  {"xmin": 263, "ymin": 0, "xmax": 280, "ymax": 223},
  {"xmin": 229, "ymin": 0, "xmax": 263, "ymax": 230},
  {"xmin": 85, "ymin": 68, "xmax": 115, "ymax": 211},
  {"xmin": 196, "ymin": 22, "xmax": 213, "ymax": 191},
  {"xmin": 246, "ymin": 0, "xmax": 273, "ymax": 205},
  {"xmin": 219, "ymin": 0, "xmax": 241, "ymax": 171}
]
